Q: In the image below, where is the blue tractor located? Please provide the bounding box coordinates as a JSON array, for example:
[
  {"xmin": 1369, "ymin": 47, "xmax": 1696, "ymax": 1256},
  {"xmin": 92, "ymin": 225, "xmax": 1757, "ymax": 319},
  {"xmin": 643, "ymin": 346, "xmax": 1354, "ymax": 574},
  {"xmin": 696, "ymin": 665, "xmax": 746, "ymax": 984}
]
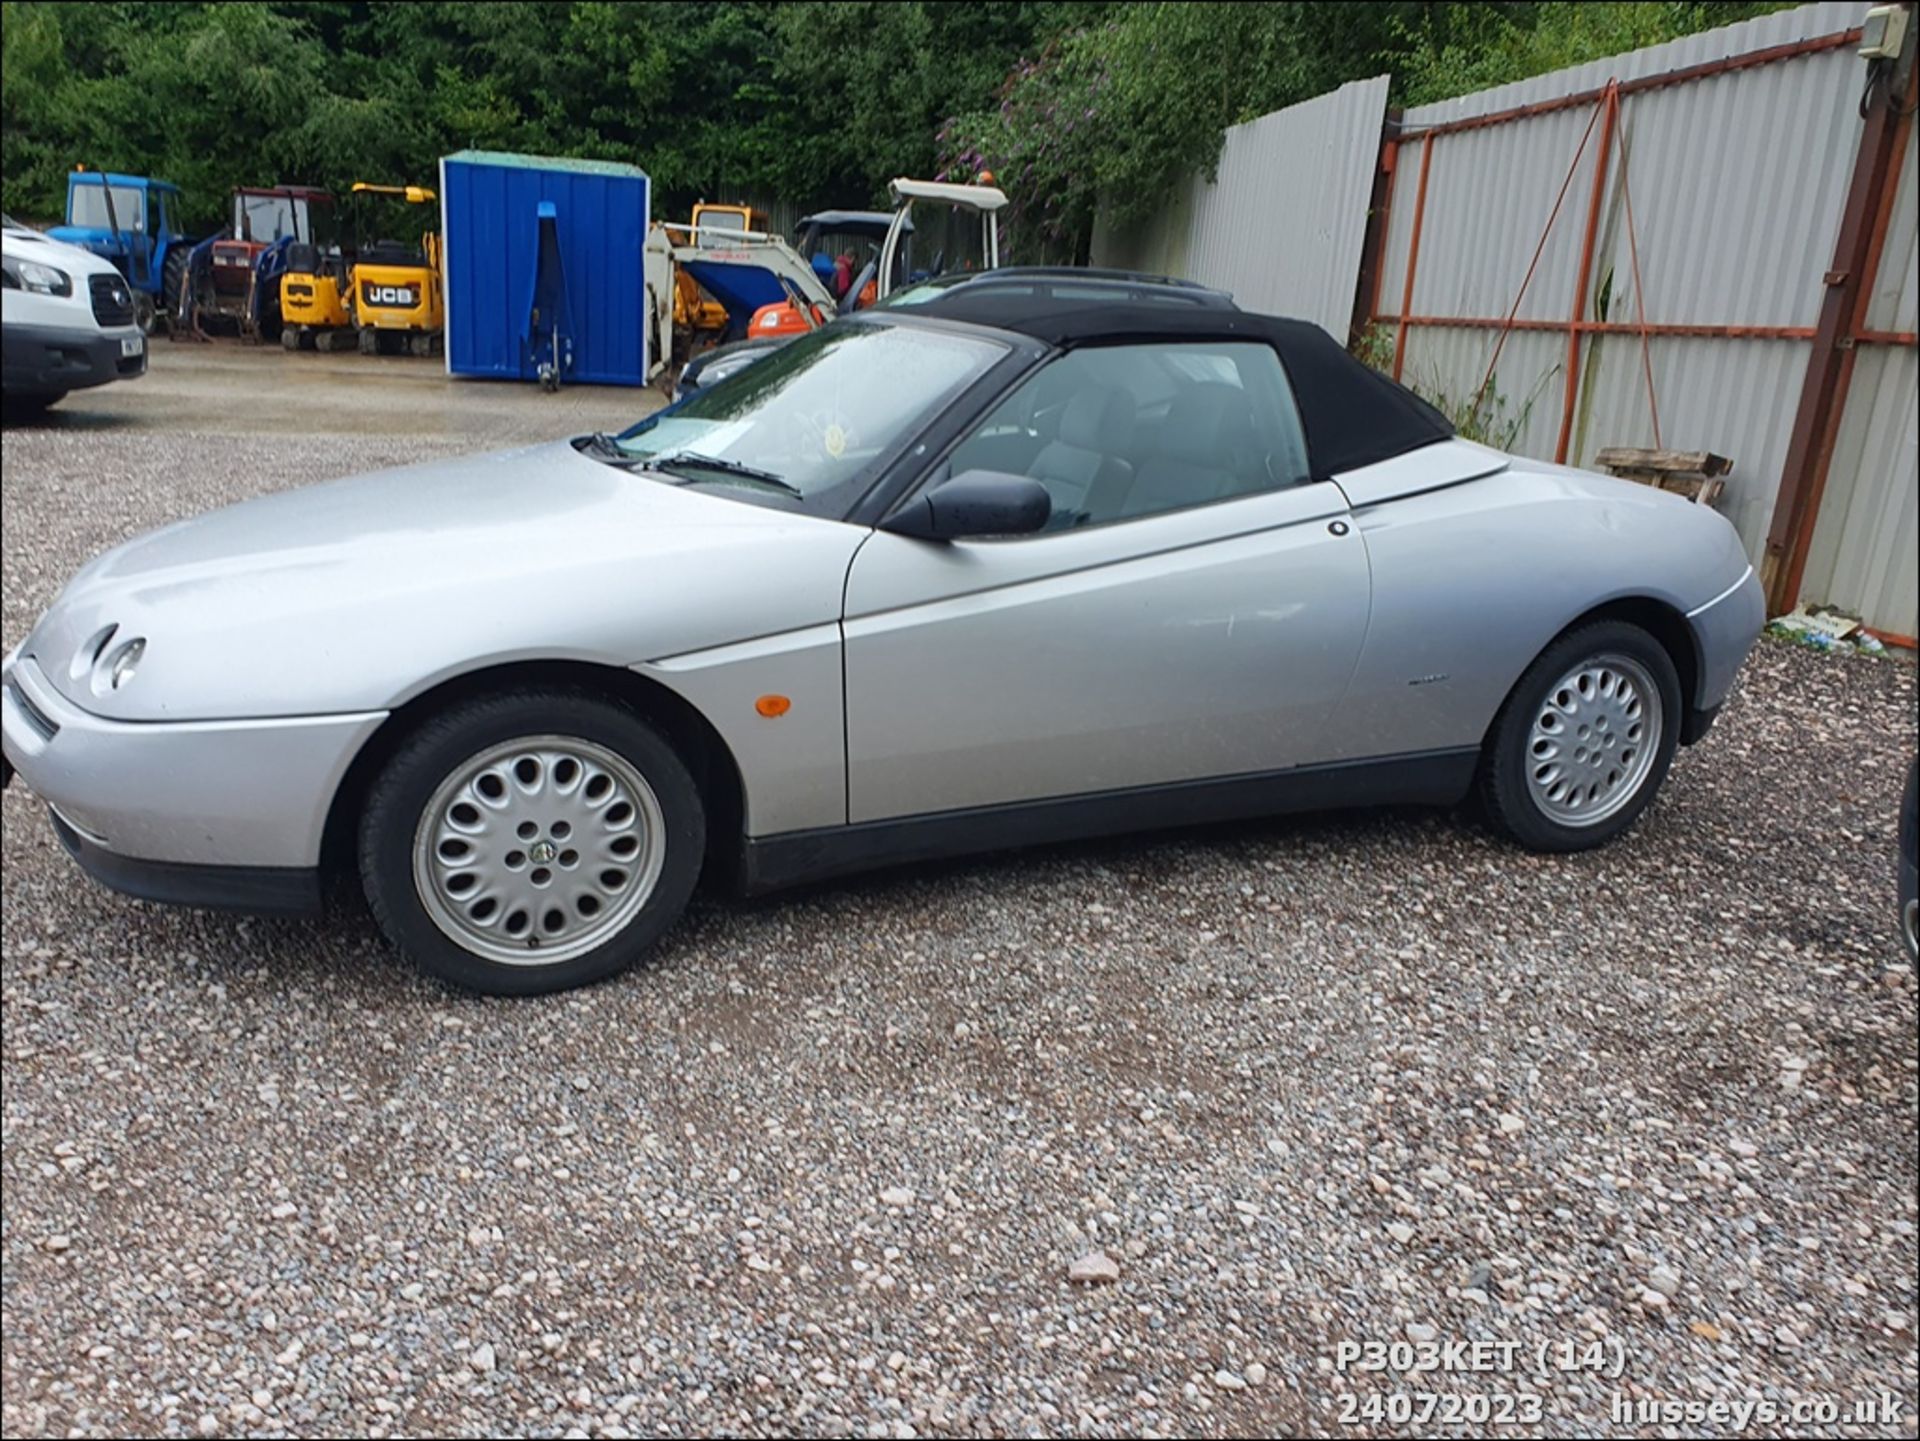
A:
[{"xmin": 47, "ymin": 169, "xmax": 196, "ymax": 333}]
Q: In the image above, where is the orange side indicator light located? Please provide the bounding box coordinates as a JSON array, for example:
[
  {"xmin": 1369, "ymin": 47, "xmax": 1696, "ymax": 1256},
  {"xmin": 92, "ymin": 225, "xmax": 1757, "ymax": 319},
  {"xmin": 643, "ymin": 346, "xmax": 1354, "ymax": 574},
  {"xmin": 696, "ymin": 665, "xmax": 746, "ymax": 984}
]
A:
[{"xmin": 755, "ymin": 694, "xmax": 792, "ymax": 718}]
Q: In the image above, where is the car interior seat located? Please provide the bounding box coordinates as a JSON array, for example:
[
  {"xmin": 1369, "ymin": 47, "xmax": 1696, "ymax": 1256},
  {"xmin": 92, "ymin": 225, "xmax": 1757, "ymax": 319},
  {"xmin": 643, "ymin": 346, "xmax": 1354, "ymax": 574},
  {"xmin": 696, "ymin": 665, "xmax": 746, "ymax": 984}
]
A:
[
  {"xmin": 1119, "ymin": 381, "xmax": 1263, "ymax": 519},
  {"xmin": 1028, "ymin": 384, "xmax": 1136, "ymax": 527}
]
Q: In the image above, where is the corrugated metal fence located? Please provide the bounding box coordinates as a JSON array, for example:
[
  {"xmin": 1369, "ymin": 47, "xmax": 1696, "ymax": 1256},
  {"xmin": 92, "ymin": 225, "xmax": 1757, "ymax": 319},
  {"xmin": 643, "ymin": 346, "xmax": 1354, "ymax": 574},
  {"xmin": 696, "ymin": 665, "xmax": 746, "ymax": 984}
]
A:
[
  {"xmin": 1374, "ymin": 1, "xmax": 1915, "ymax": 639},
  {"xmin": 1091, "ymin": 77, "xmax": 1390, "ymax": 340},
  {"xmin": 1800, "ymin": 91, "xmax": 1918, "ymax": 632},
  {"xmin": 1094, "ymin": 2, "xmax": 1917, "ymax": 640}
]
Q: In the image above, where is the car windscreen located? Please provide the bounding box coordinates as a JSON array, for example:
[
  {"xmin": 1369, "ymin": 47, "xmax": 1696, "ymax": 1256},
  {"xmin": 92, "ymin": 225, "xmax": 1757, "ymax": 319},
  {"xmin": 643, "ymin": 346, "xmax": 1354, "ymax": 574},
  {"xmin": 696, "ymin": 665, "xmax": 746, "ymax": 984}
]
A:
[
  {"xmin": 902, "ymin": 202, "xmax": 991, "ymax": 289},
  {"xmin": 875, "ymin": 274, "xmax": 973, "ymax": 308},
  {"xmin": 694, "ymin": 207, "xmax": 753, "ymax": 235},
  {"xmin": 68, "ymin": 185, "xmax": 146, "ymax": 232},
  {"xmin": 235, "ymin": 194, "xmax": 304, "ymax": 243},
  {"xmin": 607, "ymin": 320, "xmax": 1004, "ymax": 518}
]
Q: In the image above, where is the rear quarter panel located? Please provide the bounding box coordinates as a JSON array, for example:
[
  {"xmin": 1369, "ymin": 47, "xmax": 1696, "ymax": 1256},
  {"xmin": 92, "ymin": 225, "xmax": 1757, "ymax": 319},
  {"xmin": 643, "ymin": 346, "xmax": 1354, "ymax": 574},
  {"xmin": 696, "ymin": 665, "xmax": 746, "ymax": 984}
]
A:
[{"xmin": 1324, "ymin": 451, "xmax": 1752, "ymax": 763}]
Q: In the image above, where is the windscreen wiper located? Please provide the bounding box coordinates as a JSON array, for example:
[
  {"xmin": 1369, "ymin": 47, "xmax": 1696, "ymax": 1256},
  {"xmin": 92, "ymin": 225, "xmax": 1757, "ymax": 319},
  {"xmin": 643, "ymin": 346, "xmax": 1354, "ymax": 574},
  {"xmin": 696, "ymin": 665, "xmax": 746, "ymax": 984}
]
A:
[
  {"xmin": 577, "ymin": 431, "xmax": 633, "ymax": 460},
  {"xmin": 649, "ymin": 451, "xmax": 804, "ymax": 499}
]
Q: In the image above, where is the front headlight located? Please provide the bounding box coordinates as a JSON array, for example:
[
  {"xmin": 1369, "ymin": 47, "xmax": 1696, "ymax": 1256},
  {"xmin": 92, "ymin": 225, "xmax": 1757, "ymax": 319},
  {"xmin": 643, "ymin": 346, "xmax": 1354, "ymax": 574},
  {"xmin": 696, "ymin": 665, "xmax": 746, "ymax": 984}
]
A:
[
  {"xmin": 105, "ymin": 637, "xmax": 144, "ymax": 691},
  {"xmin": 1, "ymin": 253, "xmax": 74, "ymax": 297},
  {"xmin": 71, "ymin": 625, "xmax": 145, "ymax": 696}
]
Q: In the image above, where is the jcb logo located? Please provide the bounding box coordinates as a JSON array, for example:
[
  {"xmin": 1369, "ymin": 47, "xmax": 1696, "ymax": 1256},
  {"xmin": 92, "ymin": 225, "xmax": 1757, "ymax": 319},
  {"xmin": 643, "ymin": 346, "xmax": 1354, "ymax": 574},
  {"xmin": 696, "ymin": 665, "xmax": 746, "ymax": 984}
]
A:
[{"xmin": 363, "ymin": 285, "xmax": 416, "ymax": 307}]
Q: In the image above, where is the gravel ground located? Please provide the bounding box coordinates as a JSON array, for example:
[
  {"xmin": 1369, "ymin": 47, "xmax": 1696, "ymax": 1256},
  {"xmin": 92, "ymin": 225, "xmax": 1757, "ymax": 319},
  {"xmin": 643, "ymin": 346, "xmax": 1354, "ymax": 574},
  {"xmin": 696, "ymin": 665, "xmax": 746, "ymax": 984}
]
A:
[{"xmin": 3, "ymin": 427, "xmax": 1917, "ymax": 1439}]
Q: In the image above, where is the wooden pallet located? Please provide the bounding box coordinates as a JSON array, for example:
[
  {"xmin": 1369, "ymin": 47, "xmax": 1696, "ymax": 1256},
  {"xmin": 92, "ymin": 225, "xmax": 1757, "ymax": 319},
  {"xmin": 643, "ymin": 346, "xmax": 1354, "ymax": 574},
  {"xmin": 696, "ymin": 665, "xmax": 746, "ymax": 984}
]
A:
[{"xmin": 1594, "ymin": 447, "xmax": 1731, "ymax": 507}]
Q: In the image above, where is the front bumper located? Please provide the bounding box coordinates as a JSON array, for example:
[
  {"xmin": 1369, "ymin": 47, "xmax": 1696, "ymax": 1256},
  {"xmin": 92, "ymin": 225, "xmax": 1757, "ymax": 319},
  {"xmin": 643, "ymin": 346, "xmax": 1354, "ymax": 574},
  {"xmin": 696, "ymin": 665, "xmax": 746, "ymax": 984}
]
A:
[
  {"xmin": 2, "ymin": 655, "xmax": 383, "ymax": 907},
  {"xmin": 2, "ymin": 321, "xmax": 145, "ymax": 397},
  {"xmin": 49, "ymin": 809, "xmax": 324, "ymax": 915},
  {"xmin": 1686, "ymin": 564, "xmax": 1766, "ymax": 723}
]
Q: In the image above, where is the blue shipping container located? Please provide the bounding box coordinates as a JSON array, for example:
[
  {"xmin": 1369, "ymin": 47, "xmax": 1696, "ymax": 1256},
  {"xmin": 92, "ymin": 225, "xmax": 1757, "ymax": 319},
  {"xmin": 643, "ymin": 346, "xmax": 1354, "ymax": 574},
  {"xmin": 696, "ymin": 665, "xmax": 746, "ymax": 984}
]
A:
[{"xmin": 439, "ymin": 150, "xmax": 650, "ymax": 386}]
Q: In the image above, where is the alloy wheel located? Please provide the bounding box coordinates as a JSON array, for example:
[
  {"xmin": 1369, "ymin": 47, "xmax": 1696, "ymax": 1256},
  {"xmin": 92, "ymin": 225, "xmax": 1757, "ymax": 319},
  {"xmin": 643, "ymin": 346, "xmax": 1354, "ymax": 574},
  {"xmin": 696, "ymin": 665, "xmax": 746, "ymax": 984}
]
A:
[
  {"xmin": 412, "ymin": 735, "xmax": 666, "ymax": 965},
  {"xmin": 1523, "ymin": 652, "xmax": 1664, "ymax": 827}
]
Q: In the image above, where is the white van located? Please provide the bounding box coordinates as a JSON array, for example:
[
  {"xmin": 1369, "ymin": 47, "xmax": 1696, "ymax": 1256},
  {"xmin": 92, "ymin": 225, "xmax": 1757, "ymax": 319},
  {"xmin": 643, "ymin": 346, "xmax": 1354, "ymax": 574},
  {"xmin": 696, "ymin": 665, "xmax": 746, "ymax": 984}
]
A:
[{"xmin": 2, "ymin": 214, "xmax": 147, "ymax": 413}]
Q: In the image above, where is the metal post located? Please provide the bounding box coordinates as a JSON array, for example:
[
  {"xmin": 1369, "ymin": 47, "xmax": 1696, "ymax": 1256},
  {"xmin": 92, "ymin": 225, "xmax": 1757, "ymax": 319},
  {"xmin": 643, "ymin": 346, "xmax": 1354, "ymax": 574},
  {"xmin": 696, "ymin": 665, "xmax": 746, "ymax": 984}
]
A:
[
  {"xmin": 1556, "ymin": 83, "xmax": 1619, "ymax": 464},
  {"xmin": 1766, "ymin": 7, "xmax": 1916, "ymax": 613},
  {"xmin": 1392, "ymin": 134, "xmax": 1434, "ymax": 383},
  {"xmin": 1351, "ymin": 115, "xmax": 1401, "ymax": 349}
]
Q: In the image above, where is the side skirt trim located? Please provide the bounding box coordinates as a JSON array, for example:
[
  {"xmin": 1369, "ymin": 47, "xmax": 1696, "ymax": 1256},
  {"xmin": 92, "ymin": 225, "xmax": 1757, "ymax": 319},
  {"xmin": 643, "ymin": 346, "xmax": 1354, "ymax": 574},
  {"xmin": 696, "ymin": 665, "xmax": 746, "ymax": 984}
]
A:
[{"xmin": 740, "ymin": 747, "xmax": 1479, "ymax": 894}]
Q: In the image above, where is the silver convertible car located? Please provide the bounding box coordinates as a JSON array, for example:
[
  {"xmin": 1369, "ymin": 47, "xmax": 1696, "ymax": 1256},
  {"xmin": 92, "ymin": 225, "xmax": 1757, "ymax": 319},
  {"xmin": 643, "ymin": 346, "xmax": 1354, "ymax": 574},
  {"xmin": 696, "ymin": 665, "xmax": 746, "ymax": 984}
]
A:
[{"xmin": 2, "ymin": 291, "xmax": 1764, "ymax": 994}]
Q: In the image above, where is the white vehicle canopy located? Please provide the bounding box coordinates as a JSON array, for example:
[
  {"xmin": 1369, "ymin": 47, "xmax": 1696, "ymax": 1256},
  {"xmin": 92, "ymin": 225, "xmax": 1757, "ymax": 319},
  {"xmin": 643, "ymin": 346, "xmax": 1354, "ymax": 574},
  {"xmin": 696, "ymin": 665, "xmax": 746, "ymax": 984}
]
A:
[{"xmin": 879, "ymin": 178, "xmax": 1005, "ymax": 300}]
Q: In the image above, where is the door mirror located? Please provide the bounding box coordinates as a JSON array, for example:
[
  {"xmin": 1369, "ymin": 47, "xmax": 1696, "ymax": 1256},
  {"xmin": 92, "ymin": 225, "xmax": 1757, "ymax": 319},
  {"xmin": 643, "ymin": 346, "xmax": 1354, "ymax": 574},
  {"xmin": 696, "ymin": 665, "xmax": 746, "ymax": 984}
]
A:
[{"xmin": 883, "ymin": 469, "xmax": 1052, "ymax": 540}]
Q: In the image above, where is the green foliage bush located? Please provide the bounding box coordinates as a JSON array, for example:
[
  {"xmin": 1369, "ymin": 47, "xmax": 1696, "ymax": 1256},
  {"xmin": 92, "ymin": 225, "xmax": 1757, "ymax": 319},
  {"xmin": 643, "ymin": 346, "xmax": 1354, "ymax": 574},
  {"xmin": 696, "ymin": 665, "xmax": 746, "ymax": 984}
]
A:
[
  {"xmin": 0, "ymin": 1, "xmax": 1099, "ymax": 228},
  {"xmin": 940, "ymin": 1, "xmax": 1786, "ymax": 261},
  {"xmin": 3, "ymin": 1, "xmax": 1785, "ymax": 247}
]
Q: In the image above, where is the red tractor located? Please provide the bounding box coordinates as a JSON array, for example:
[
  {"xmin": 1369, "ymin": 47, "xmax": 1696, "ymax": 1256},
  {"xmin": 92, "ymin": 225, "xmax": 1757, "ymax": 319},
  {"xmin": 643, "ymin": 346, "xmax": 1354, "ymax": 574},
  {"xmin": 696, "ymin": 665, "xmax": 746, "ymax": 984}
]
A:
[{"xmin": 180, "ymin": 185, "xmax": 339, "ymax": 341}]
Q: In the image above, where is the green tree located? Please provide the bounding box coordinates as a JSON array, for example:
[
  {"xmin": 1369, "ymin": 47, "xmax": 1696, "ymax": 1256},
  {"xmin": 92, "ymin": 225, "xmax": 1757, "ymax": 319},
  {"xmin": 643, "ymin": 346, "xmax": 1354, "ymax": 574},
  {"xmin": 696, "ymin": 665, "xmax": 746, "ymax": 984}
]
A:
[
  {"xmin": 4, "ymin": 2, "xmax": 336, "ymax": 228},
  {"xmin": 942, "ymin": 0, "xmax": 1789, "ymax": 262},
  {"xmin": 0, "ymin": 0, "xmax": 1789, "ymax": 244},
  {"xmin": 1391, "ymin": 1, "xmax": 1792, "ymax": 103}
]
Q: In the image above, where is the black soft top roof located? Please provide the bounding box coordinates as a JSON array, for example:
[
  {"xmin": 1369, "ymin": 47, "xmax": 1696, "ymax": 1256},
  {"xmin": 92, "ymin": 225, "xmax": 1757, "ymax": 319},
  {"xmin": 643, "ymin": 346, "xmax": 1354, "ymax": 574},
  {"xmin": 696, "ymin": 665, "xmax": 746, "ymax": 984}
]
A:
[{"xmin": 907, "ymin": 291, "xmax": 1454, "ymax": 476}]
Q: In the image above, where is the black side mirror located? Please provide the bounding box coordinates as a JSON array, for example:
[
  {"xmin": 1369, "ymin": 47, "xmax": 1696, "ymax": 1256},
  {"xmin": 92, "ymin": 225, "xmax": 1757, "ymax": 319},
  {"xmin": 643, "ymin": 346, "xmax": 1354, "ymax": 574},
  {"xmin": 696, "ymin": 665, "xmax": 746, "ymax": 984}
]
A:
[{"xmin": 882, "ymin": 469, "xmax": 1052, "ymax": 540}]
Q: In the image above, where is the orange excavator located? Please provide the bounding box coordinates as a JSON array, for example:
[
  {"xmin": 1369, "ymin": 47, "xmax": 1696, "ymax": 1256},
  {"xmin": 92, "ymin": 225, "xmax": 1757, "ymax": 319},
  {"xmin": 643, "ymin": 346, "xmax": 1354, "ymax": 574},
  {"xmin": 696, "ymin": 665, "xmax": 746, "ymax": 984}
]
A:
[
  {"xmin": 744, "ymin": 177, "xmax": 1007, "ymax": 341},
  {"xmin": 670, "ymin": 201, "xmax": 771, "ymax": 357}
]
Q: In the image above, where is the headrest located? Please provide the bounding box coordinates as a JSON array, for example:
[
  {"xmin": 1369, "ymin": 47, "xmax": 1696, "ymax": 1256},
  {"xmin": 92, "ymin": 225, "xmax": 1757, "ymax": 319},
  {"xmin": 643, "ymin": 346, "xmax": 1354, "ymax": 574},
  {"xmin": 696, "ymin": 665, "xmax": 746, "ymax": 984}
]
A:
[
  {"xmin": 1059, "ymin": 384, "xmax": 1135, "ymax": 451},
  {"xmin": 1157, "ymin": 382, "xmax": 1255, "ymax": 457}
]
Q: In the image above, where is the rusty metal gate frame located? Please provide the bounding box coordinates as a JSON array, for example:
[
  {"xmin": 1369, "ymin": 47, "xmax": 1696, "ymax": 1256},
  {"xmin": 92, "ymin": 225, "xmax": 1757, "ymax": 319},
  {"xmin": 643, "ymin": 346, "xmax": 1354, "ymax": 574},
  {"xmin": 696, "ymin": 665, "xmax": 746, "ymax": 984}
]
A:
[{"xmin": 1361, "ymin": 21, "xmax": 1918, "ymax": 643}]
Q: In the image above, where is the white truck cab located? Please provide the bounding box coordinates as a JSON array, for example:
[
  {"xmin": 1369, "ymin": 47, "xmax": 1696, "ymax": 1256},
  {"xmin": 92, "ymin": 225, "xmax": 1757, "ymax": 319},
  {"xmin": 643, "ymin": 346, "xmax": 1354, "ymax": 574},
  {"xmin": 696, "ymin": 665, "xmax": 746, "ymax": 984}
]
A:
[{"xmin": 2, "ymin": 214, "xmax": 147, "ymax": 413}]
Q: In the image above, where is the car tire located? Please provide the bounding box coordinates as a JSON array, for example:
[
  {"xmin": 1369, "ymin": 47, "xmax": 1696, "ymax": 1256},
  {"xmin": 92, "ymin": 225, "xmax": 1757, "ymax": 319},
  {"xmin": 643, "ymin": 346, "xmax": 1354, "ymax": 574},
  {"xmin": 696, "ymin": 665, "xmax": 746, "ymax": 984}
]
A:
[
  {"xmin": 357, "ymin": 327, "xmax": 378, "ymax": 356},
  {"xmin": 358, "ymin": 690, "xmax": 706, "ymax": 995},
  {"xmin": 162, "ymin": 250, "xmax": 189, "ymax": 328},
  {"xmin": 1480, "ymin": 620, "xmax": 1682, "ymax": 852}
]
